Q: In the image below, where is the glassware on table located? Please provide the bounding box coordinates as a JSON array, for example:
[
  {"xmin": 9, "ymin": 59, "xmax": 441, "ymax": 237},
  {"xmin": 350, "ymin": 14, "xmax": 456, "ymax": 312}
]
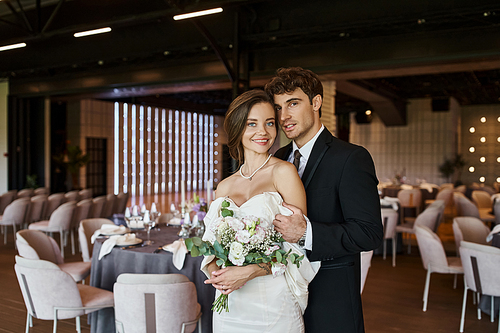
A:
[{"xmin": 143, "ymin": 211, "xmax": 155, "ymax": 245}]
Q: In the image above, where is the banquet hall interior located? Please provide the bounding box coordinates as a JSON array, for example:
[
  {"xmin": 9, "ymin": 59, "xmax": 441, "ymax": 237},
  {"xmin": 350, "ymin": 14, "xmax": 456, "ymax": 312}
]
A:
[{"xmin": 1, "ymin": 0, "xmax": 500, "ymax": 332}]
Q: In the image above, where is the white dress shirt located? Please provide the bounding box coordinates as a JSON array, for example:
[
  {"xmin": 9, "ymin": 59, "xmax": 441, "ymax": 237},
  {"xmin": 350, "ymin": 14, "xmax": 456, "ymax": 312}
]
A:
[{"xmin": 286, "ymin": 125, "xmax": 325, "ymax": 250}]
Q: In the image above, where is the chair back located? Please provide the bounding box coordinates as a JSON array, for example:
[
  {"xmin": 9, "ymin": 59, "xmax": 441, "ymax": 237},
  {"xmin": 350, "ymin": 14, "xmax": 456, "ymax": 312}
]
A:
[
  {"xmin": 415, "ymin": 225, "xmax": 448, "ymax": 271},
  {"xmin": 424, "ymin": 200, "xmax": 445, "ymax": 231},
  {"xmin": 439, "ymin": 183, "xmax": 454, "ymax": 190},
  {"xmin": 114, "ymin": 192, "xmax": 130, "ymax": 214},
  {"xmin": 43, "ymin": 193, "xmax": 65, "ymax": 219},
  {"xmin": 494, "ymin": 199, "xmax": 500, "ymax": 226},
  {"xmin": 17, "ymin": 188, "xmax": 34, "ymax": 198},
  {"xmin": 78, "ymin": 188, "xmax": 93, "ymax": 200},
  {"xmin": 472, "ymin": 190, "xmax": 492, "ymax": 209},
  {"xmin": 360, "ymin": 250, "xmax": 373, "ymax": 294},
  {"xmin": 48, "ymin": 201, "xmax": 76, "ymax": 230},
  {"xmin": 79, "ymin": 218, "xmax": 114, "ymax": 262},
  {"xmin": 459, "ymin": 241, "xmax": 500, "ymax": 296},
  {"xmin": 114, "ymin": 273, "xmax": 201, "ymax": 333},
  {"xmin": 454, "ymin": 195, "xmax": 480, "ymax": 218},
  {"xmin": 397, "ymin": 189, "xmax": 422, "ymax": 209},
  {"xmin": 14, "ymin": 255, "xmax": 83, "ymax": 320},
  {"xmin": 435, "ymin": 188, "xmax": 454, "ymax": 208},
  {"xmin": 414, "ymin": 205, "xmax": 442, "ymax": 232},
  {"xmin": 101, "ymin": 194, "xmax": 116, "ymax": 218},
  {"xmin": 90, "ymin": 196, "xmax": 106, "ymax": 218},
  {"xmin": 34, "ymin": 187, "xmax": 48, "ymax": 195},
  {"xmin": 381, "ymin": 208, "xmax": 398, "ymax": 239},
  {"xmin": 453, "ymin": 217, "xmax": 490, "ymax": 246},
  {"xmin": 71, "ymin": 199, "xmax": 93, "ymax": 230},
  {"xmin": 16, "ymin": 229, "xmax": 64, "ymax": 264},
  {"xmin": 65, "ymin": 190, "xmax": 80, "ymax": 203},
  {"xmin": 0, "ymin": 190, "xmax": 17, "ymax": 214},
  {"xmin": 2, "ymin": 198, "xmax": 30, "ymax": 226},
  {"xmin": 455, "ymin": 185, "xmax": 467, "ymax": 194},
  {"xmin": 29, "ymin": 195, "xmax": 48, "ymax": 223}
]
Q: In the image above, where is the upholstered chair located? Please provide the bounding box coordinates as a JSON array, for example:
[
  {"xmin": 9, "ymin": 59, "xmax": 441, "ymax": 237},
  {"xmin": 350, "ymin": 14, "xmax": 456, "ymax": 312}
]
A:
[
  {"xmin": 16, "ymin": 229, "xmax": 91, "ymax": 283},
  {"xmin": 114, "ymin": 273, "xmax": 201, "ymax": 333},
  {"xmin": 89, "ymin": 196, "xmax": 106, "ymax": 218},
  {"xmin": 27, "ymin": 195, "xmax": 48, "ymax": 226},
  {"xmin": 397, "ymin": 188, "xmax": 422, "ymax": 224},
  {"xmin": 64, "ymin": 190, "xmax": 80, "ymax": 203},
  {"xmin": 0, "ymin": 197, "xmax": 31, "ymax": 245},
  {"xmin": 78, "ymin": 188, "xmax": 93, "ymax": 200},
  {"xmin": 42, "ymin": 193, "xmax": 65, "ymax": 220},
  {"xmin": 69, "ymin": 199, "xmax": 93, "ymax": 255},
  {"xmin": 459, "ymin": 241, "xmax": 500, "ymax": 332},
  {"xmin": 29, "ymin": 201, "xmax": 76, "ymax": 258},
  {"xmin": 34, "ymin": 187, "xmax": 48, "ymax": 195},
  {"xmin": 360, "ymin": 250, "xmax": 374, "ymax": 294},
  {"xmin": 415, "ymin": 225, "xmax": 464, "ymax": 312},
  {"xmin": 114, "ymin": 192, "xmax": 130, "ymax": 215},
  {"xmin": 78, "ymin": 218, "xmax": 114, "ymax": 262},
  {"xmin": 101, "ymin": 194, "xmax": 116, "ymax": 218},
  {"xmin": 0, "ymin": 190, "xmax": 17, "ymax": 214},
  {"xmin": 14, "ymin": 255, "xmax": 113, "ymax": 333},
  {"xmin": 452, "ymin": 217, "xmax": 491, "ymax": 256},
  {"xmin": 17, "ymin": 188, "xmax": 34, "ymax": 198},
  {"xmin": 381, "ymin": 208, "xmax": 398, "ymax": 267}
]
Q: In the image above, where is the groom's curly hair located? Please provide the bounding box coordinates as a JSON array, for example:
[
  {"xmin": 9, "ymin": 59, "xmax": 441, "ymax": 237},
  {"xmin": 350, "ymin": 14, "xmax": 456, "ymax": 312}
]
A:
[
  {"xmin": 264, "ymin": 67, "xmax": 323, "ymax": 117},
  {"xmin": 224, "ymin": 89, "xmax": 275, "ymax": 166}
]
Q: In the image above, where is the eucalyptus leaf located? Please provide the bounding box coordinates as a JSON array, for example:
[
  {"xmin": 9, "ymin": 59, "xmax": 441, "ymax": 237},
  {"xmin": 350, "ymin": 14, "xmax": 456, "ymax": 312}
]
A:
[
  {"xmin": 192, "ymin": 237, "xmax": 202, "ymax": 246},
  {"xmin": 191, "ymin": 246, "xmax": 200, "ymax": 257},
  {"xmin": 185, "ymin": 238, "xmax": 193, "ymax": 250}
]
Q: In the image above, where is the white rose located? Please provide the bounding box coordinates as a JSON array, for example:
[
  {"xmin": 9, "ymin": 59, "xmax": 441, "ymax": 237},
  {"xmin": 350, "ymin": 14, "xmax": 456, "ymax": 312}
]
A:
[
  {"xmin": 271, "ymin": 262, "xmax": 287, "ymax": 277},
  {"xmin": 236, "ymin": 230, "xmax": 250, "ymax": 244},
  {"xmin": 217, "ymin": 219, "xmax": 228, "ymax": 234},
  {"xmin": 228, "ymin": 242, "xmax": 245, "ymax": 266},
  {"xmin": 227, "ymin": 216, "xmax": 245, "ymax": 231},
  {"xmin": 249, "ymin": 227, "xmax": 266, "ymax": 244}
]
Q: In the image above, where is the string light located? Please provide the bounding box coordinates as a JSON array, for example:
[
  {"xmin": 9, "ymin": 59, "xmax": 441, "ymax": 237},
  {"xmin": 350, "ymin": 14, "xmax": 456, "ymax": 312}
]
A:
[{"xmin": 469, "ymin": 127, "xmax": 475, "ymax": 133}]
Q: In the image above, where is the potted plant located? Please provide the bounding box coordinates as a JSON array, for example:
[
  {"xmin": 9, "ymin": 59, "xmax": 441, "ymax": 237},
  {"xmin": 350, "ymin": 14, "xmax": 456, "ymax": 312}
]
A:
[{"xmin": 53, "ymin": 145, "xmax": 90, "ymax": 190}]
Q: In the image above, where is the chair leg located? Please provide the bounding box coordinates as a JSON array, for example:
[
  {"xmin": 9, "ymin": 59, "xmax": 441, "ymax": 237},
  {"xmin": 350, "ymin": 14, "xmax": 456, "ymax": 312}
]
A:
[
  {"xmin": 13, "ymin": 224, "xmax": 17, "ymax": 249},
  {"xmin": 71, "ymin": 229, "xmax": 75, "ymax": 255},
  {"xmin": 76, "ymin": 316, "xmax": 81, "ymax": 333},
  {"xmin": 454, "ymin": 274, "xmax": 458, "ymax": 289},
  {"xmin": 477, "ymin": 292, "xmax": 482, "ymax": 320},
  {"xmin": 4, "ymin": 225, "xmax": 7, "ymax": 244},
  {"xmin": 407, "ymin": 233, "xmax": 411, "ymax": 254},
  {"xmin": 392, "ymin": 236, "xmax": 397, "ymax": 267},
  {"xmin": 53, "ymin": 309, "xmax": 58, "ymax": 333},
  {"xmin": 423, "ymin": 267, "xmax": 432, "ymax": 311},
  {"xmin": 60, "ymin": 229, "xmax": 64, "ymax": 259},
  {"xmin": 198, "ymin": 317, "xmax": 202, "ymax": 333},
  {"xmin": 460, "ymin": 285, "xmax": 468, "ymax": 332},
  {"xmin": 25, "ymin": 312, "xmax": 30, "ymax": 333}
]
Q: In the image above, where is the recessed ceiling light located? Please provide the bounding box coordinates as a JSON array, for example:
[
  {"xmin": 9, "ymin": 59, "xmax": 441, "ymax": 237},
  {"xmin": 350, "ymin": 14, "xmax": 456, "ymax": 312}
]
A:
[
  {"xmin": 0, "ymin": 42, "xmax": 26, "ymax": 52},
  {"xmin": 480, "ymin": 116, "xmax": 486, "ymax": 123},
  {"xmin": 480, "ymin": 137, "xmax": 486, "ymax": 143},
  {"xmin": 469, "ymin": 127, "xmax": 475, "ymax": 133},
  {"xmin": 469, "ymin": 147, "xmax": 475, "ymax": 153},
  {"xmin": 173, "ymin": 7, "xmax": 223, "ymax": 21},
  {"xmin": 469, "ymin": 166, "xmax": 475, "ymax": 172},
  {"xmin": 479, "ymin": 176, "xmax": 485, "ymax": 183}
]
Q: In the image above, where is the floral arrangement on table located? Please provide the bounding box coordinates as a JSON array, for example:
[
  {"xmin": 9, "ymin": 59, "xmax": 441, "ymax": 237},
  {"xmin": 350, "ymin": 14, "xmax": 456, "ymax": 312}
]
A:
[
  {"xmin": 185, "ymin": 193, "xmax": 208, "ymax": 222},
  {"xmin": 185, "ymin": 199, "xmax": 304, "ymax": 313}
]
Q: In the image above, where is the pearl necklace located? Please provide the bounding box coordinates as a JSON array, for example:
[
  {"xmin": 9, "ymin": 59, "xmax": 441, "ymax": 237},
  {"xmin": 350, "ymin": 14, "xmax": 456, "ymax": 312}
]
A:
[{"xmin": 239, "ymin": 154, "xmax": 272, "ymax": 181}]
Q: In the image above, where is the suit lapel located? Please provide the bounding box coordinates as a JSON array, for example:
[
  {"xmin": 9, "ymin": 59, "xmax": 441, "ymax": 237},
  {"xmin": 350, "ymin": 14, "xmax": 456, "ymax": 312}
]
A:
[
  {"xmin": 302, "ymin": 129, "xmax": 333, "ymax": 189},
  {"xmin": 274, "ymin": 142, "xmax": 293, "ymax": 161}
]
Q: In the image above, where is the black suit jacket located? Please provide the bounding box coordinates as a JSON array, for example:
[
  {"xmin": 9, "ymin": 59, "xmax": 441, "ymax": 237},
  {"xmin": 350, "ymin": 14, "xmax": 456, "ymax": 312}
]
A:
[{"xmin": 275, "ymin": 128, "xmax": 383, "ymax": 333}]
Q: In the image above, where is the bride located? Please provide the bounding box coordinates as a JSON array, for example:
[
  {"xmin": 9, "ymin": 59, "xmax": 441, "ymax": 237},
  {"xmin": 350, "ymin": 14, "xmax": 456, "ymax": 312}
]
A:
[{"xmin": 201, "ymin": 89, "xmax": 317, "ymax": 332}]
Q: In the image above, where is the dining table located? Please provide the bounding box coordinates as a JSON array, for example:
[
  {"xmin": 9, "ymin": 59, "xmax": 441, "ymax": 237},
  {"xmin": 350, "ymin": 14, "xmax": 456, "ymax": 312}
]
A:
[{"xmin": 89, "ymin": 223, "xmax": 215, "ymax": 333}]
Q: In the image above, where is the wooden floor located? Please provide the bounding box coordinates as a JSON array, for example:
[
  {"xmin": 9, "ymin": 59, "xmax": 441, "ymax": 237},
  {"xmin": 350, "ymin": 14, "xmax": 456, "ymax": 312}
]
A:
[{"xmin": 0, "ymin": 217, "xmax": 498, "ymax": 332}]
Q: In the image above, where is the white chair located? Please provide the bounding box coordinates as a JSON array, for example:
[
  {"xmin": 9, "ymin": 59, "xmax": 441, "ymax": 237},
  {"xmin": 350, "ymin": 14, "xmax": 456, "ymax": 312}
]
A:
[
  {"xmin": 14, "ymin": 255, "xmax": 113, "ymax": 333},
  {"xmin": 452, "ymin": 217, "xmax": 491, "ymax": 256},
  {"xmin": 472, "ymin": 190, "xmax": 492, "ymax": 210},
  {"xmin": 17, "ymin": 188, "xmax": 34, "ymax": 198},
  {"xmin": 360, "ymin": 250, "xmax": 374, "ymax": 294},
  {"xmin": 426, "ymin": 188, "xmax": 454, "ymax": 217},
  {"xmin": 455, "ymin": 194, "xmax": 495, "ymax": 225},
  {"xmin": 0, "ymin": 198, "xmax": 31, "ymax": 245},
  {"xmin": 78, "ymin": 218, "xmax": 114, "ymax": 262},
  {"xmin": 78, "ymin": 188, "xmax": 93, "ymax": 200},
  {"xmin": 381, "ymin": 208, "xmax": 398, "ymax": 267},
  {"xmin": 396, "ymin": 203, "xmax": 443, "ymax": 254},
  {"xmin": 27, "ymin": 194, "xmax": 48, "ymax": 226},
  {"xmin": 16, "ymin": 229, "xmax": 91, "ymax": 283},
  {"xmin": 114, "ymin": 273, "xmax": 202, "ymax": 333},
  {"xmin": 397, "ymin": 189, "xmax": 422, "ymax": 224},
  {"xmin": 34, "ymin": 187, "xmax": 48, "ymax": 195},
  {"xmin": 90, "ymin": 196, "xmax": 106, "ymax": 218},
  {"xmin": 64, "ymin": 190, "xmax": 80, "ymax": 203},
  {"xmin": 0, "ymin": 190, "xmax": 17, "ymax": 214},
  {"xmin": 69, "ymin": 199, "xmax": 93, "ymax": 255},
  {"xmin": 42, "ymin": 193, "xmax": 65, "ymax": 220},
  {"xmin": 114, "ymin": 192, "xmax": 129, "ymax": 215},
  {"xmin": 415, "ymin": 225, "xmax": 464, "ymax": 311},
  {"xmin": 29, "ymin": 201, "xmax": 76, "ymax": 258},
  {"xmin": 459, "ymin": 241, "xmax": 500, "ymax": 332},
  {"xmin": 101, "ymin": 194, "xmax": 116, "ymax": 218}
]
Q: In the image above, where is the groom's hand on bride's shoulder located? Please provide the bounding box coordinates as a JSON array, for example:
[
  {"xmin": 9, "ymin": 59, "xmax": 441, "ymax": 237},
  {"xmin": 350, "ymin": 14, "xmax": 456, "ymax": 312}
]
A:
[{"xmin": 273, "ymin": 202, "xmax": 306, "ymax": 243}]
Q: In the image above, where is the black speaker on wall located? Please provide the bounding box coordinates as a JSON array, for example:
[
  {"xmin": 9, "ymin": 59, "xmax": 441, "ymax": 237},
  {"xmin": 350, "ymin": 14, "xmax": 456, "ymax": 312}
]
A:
[
  {"xmin": 432, "ymin": 97, "xmax": 449, "ymax": 112},
  {"xmin": 355, "ymin": 111, "xmax": 372, "ymax": 124}
]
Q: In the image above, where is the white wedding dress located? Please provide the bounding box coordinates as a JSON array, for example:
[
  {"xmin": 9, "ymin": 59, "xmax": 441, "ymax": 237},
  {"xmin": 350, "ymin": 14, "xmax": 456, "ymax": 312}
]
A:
[{"xmin": 201, "ymin": 192, "xmax": 319, "ymax": 333}]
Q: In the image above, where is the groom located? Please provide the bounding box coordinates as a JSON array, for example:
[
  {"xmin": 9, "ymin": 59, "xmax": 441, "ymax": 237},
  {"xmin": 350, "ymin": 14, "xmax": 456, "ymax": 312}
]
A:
[{"xmin": 266, "ymin": 67, "xmax": 383, "ymax": 333}]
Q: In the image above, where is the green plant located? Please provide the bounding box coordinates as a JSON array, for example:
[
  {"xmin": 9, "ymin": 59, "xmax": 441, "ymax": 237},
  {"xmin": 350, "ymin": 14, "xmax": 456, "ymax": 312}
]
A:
[
  {"xmin": 438, "ymin": 154, "xmax": 467, "ymax": 183},
  {"xmin": 25, "ymin": 174, "xmax": 38, "ymax": 189},
  {"xmin": 53, "ymin": 145, "xmax": 90, "ymax": 190}
]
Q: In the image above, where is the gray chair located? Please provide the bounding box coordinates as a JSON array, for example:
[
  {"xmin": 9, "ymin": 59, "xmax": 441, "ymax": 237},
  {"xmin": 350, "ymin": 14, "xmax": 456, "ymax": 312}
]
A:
[
  {"xmin": 415, "ymin": 225, "xmax": 464, "ymax": 312},
  {"xmin": 14, "ymin": 255, "xmax": 113, "ymax": 333},
  {"xmin": 0, "ymin": 198, "xmax": 31, "ymax": 245},
  {"xmin": 34, "ymin": 187, "xmax": 48, "ymax": 195},
  {"xmin": 17, "ymin": 188, "xmax": 34, "ymax": 198},
  {"xmin": 90, "ymin": 196, "xmax": 106, "ymax": 218},
  {"xmin": 452, "ymin": 217, "xmax": 490, "ymax": 256},
  {"xmin": 101, "ymin": 194, "xmax": 116, "ymax": 218},
  {"xmin": 69, "ymin": 199, "xmax": 93, "ymax": 255},
  {"xmin": 397, "ymin": 188, "xmax": 422, "ymax": 224},
  {"xmin": 454, "ymin": 194, "xmax": 495, "ymax": 225},
  {"xmin": 78, "ymin": 218, "xmax": 114, "ymax": 262},
  {"xmin": 381, "ymin": 208, "xmax": 398, "ymax": 267},
  {"xmin": 114, "ymin": 192, "xmax": 130, "ymax": 215},
  {"xmin": 114, "ymin": 273, "xmax": 201, "ymax": 333},
  {"xmin": 0, "ymin": 190, "xmax": 17, "ymax": 214},
  {"xmin": 459, "ymin": 241, "xmax": 500, "ymax": 332},
  {"xmin": 16, "ymin": 229, "xmax": 91, "ymax": 283},
  {"xmin": 29, "ymin": 201, "xmax": 76, "ymax": 258},
  {"xmin": 27, "ymin": 194, "xmax": 48, "ymax": 226},
  {"xmin": 64, "ymin": 190, "xmax": 80, "ymax": 203},
  {"xmin": 78, "ymin": 188, "xmax": 93, "ymax": 200}
]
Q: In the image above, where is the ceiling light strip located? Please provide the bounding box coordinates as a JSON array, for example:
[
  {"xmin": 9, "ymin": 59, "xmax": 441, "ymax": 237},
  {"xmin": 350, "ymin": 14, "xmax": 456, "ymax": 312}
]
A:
[
  {"xmin": 173, "ymin": 7, "xmax": 223, "ymax": 21},
  {"xmin": 0, "ymin": 42, "xmax": 26, "ymax": 52},
  {"xmin": 74, "ymin": 27, "xmax": 112, "ymax": 38}
]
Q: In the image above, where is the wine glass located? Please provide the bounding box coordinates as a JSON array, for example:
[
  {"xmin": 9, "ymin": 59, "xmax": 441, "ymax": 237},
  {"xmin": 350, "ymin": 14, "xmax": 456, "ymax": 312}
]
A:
[{"xmin": 142, "ymin": 211, "xmax": 156, "ymax": 245}]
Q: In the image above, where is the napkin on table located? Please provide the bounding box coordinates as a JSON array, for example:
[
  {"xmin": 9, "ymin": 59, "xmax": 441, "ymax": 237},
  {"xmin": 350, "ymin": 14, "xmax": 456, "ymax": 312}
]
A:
[
  {"xmin": 167, "ymin": 217, "xmax": 182, "ymax": 225},
  {"xmin": 381, "ymin": 197, "xmax": 399, "ymax": 211},
  {"xmin": 163, "ymin": 239, "xmax": 188, "ymax": 270},
  {"xmin": 91, "ymin": 224, "xmax": 127, "ymax": 244},
  {"xmin": 486, "ymin": 224, "xmax": 500, "ymax": 242},
  {"xmin": 98, "ymin": 235, "xmax": 121, "ymax": 260}
]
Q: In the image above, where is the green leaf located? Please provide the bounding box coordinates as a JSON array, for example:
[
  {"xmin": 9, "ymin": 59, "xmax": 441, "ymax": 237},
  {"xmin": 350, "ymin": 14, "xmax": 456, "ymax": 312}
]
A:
[
  {"xmin": 216, "ymin": 259, "xmax": 224, "ymax": 266},
  {"xmin": 185, "ymin": 238, "xmax": 193, "ymax": 250},
  {"xmin": 191, "ymin": 246, "xmax": 200, "ymax": 257},
  {"xmin": 213, "ymin": 240, "xmax": 223, "ymax": 253},
  {"xmin": 221, "ymin": 208, "xmax": 233, "ymax": 217},
  {"xmin": 276, "ymin": 251, "xmax": 282, "ymax": 262},
  {"xmin": 221, "ymin": 200, "xmax": 230, "ymax": 208},
  {"xmin": 192, "ymin": 237, "xmax": 202, "ymax": 246},
  {"xmin": 199, "ymin": 246, "xmax": 206, "ymax": 254}
]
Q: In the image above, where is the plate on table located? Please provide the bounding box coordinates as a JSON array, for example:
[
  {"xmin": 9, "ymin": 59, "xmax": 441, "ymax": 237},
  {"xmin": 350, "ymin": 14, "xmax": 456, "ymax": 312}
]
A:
[
  {"xmin": 115, "ymin": 235, "xmax": 143, "ymax": 246},
  {"xmin": 99, "ymin": 226, "xmax": 130, "ymax": 236},
  {"xmin": 167, "ymin": 217, "xmax": 182, "ymax": 226}
]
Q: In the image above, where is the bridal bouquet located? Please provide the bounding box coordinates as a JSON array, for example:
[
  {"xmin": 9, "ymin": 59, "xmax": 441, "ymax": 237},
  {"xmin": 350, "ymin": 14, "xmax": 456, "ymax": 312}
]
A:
[{"xmin": 185, "ymin": 199, "xmax": 304, "ymax": 313}]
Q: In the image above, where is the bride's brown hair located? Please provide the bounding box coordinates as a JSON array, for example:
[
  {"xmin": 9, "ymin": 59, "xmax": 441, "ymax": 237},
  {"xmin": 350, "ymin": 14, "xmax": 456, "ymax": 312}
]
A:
[{"xmin": 224, "ymin": 89, "xmax": 275, "ymax": 166}]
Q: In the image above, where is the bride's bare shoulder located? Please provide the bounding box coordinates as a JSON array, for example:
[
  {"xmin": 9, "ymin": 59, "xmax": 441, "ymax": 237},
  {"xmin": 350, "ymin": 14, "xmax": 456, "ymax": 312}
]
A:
[
  {"xmin": 214, "ymin": 173, "xmax": 238, "ymax": 198},
  {"xmin": 270, "ymin": 157, "xmax": 297, "ymax": 177}
]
